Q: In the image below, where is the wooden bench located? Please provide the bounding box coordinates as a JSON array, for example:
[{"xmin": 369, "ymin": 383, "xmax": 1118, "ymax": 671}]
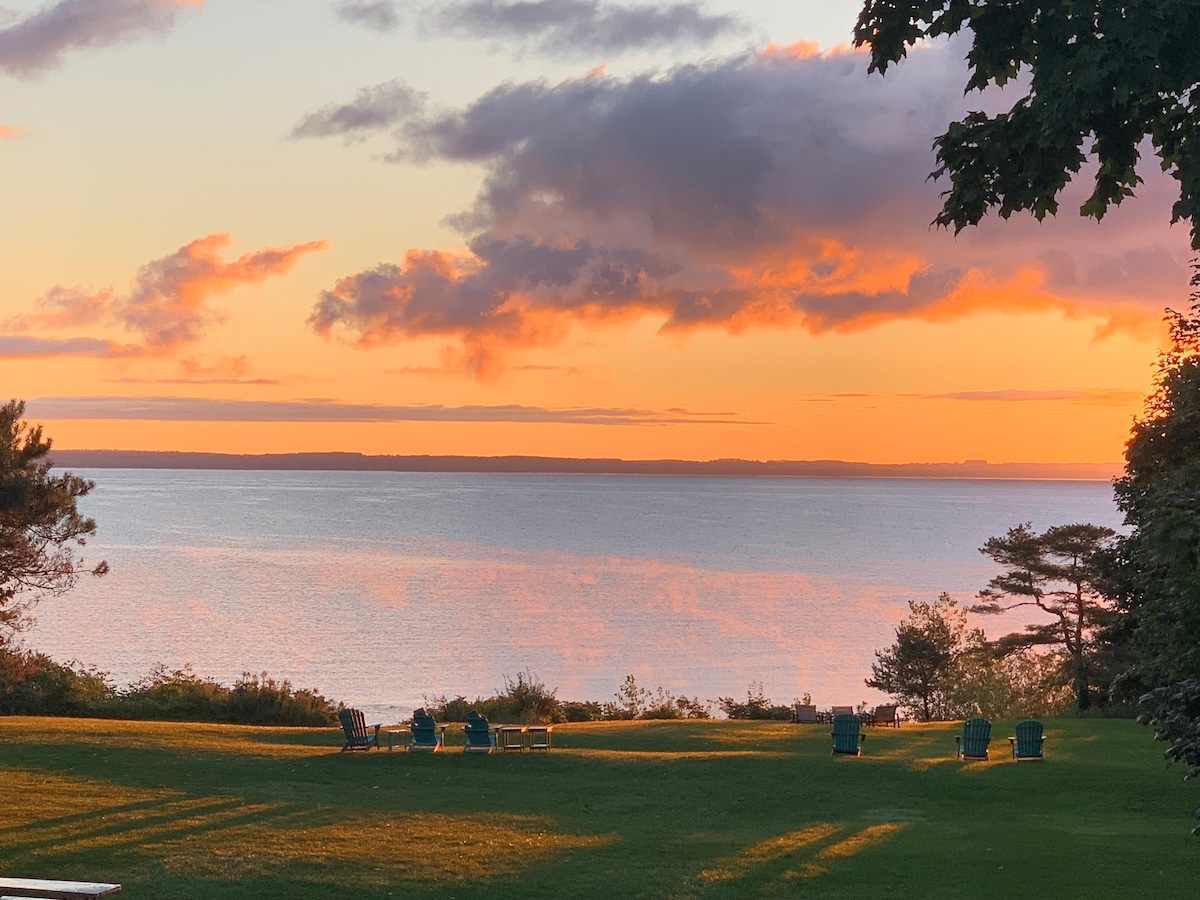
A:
[{"xmin": 0, "ymin": 877, "xmax": 120, "ymax": 899}]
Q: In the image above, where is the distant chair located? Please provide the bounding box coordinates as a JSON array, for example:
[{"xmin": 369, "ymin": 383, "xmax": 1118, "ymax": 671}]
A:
[
  {"xmin": 831, "ymin": 705, "xmax": 854, "ymax": 717},
  {"xmin": 338, "ymin": 707, "xmax": 381, "ymax": 752},
  {"xmin": 831, "ymin": 714, "xmax": 866, "ymax": 756},
  {"xmin": 462, "ymin": 710, "xmax": 496, "ymax": 754},
  {"xmin": 872, "ymin": 705, "xmax": 901, "ymax": 728},
  {"xmin": 955, "ymin": 717, "xmax": 992, "ymax": 760},
  {"xmin": 409, "ymin": 708, "xmax": 447, "ymax": 752},
  {"xmin": 1008, "ymin": 719, "xmax": 1046, "ymax": 760},
  {"xmin": 793, "ymin": 704, "xmax": 819, "ymax": 724}
]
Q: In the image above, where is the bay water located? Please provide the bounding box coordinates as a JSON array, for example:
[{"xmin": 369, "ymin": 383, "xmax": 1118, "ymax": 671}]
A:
[{"xmin": 26, "ymin": 470, "xmax": 1125, "ymax": 721}]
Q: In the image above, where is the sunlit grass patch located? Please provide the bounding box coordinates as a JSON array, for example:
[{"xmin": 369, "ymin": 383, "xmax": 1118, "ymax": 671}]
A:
[
  {"xmin": 0, "ymin": 768, "xmax": 173, "ymax": 832},
  {"xmin": 785, "ymin": 822, "xmax": 907, "ymax": 879},
  {"xmin": 149, "ymin": 812, "xmax": 614, "ymax": 885},
  {"xmin": 700, "ymin": 823, "xmax": 840, "ymax": 882},
  {"xmin": 0, "ymin": 716, "xmax": 332, "ymax": 757}
]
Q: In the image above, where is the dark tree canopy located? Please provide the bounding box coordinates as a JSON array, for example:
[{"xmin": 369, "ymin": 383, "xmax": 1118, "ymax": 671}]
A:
[
  {"xmin": 855, "ymin": 1, "xmax": 1200, "ymax": 247},
  {"xmin": 1109, "ymin": 267, "xmax": 1200, "ymax": 683},
  {"xmin": 974, "ymin": 521, "xmax": 1117, "ymax": 709},
  {"xmin": 867, "ymin": 593, "xmax": 976, "ymax": 721},
  {"xmin": 0, "ymin": 400, "xmax": 107, "ymax": 637}
]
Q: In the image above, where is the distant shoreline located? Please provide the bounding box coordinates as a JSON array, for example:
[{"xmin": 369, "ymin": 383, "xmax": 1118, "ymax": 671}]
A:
[{"xmin": 49, "ymin": 449, "xmax": 1121, "ymax": 481}]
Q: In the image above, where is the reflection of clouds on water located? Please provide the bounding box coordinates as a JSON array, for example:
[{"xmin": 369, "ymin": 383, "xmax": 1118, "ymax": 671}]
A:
[
  {"xmin": 29, "ymin": 471, "xmax": 1122, "ymax": 713},
  {"xmin": 30, "ymin": 536, "xmax": 921, "ymax": 710}
]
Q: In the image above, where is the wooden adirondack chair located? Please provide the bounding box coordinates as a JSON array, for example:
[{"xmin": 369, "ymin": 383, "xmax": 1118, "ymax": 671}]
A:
[
  {"xmin": 462, "ymin": 710, "xmax": 496, "ymax": 753},
  {"xmin": 872, "ymin": 705, "xmax": 901, "ymax": 727},
  {"xmin": 793, "ymin": 704, "xmax": 819, "ymax": 724},
  {"xmin": 338, "ymin": 707, "xmax": 381, "ymax": 752},
  {"xmin": 1008, "ymin": 719, "xmax": 1046, "ymax": 760},
  {"xmin": 955, "ymin": 717, "xmax": 992, "ymax": 760},
  {"xmin": 830, "ymin": 714, "xmax": 866, "ymax": 756},
  {"xmin": 409, "ymin": 708, "xmax": 447, "ymax": 752}
]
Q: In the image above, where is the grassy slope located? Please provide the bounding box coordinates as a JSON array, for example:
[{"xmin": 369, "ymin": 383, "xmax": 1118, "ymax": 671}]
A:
[{"xmin": 0, "ymin": 717, "xmax": 1193, "ymax": 899}]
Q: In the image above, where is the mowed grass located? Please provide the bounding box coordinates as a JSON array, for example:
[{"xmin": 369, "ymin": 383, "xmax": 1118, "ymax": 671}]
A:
[{"xmin": 0, "ymin": 717, "xmax": 1194, "ymax": 898}]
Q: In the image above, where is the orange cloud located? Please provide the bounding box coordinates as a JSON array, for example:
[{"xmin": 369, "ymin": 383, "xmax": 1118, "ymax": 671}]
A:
[
  {"xmin": 13, "ymin": 232, "xmax": 328, "ymax": 354},
  {"xmin": 0, "ymin": 123, "xmax": 24, "ymax": 140}
]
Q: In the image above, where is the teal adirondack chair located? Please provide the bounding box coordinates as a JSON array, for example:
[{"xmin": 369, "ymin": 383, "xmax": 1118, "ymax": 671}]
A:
[
  {"xmin": 462, "ymin": 710, "xmax": 496, "ymax": 754},
  {"xmin": 1008, "ymin": 719, "xmax": 1046, "ymax": 760},
  {"xmin": 409, "ymin": 708, "xmax": 446, "ymax": 752},
  {"xmin": 830, "ymin": 714, "xmax": 866, "ymax": 756},
  {"xmin": 955, "ymin": 717, "xmax": 992, "ymax": 760},
  {"xmin": 338, "ymin": 707, "xmax": 380, "ymax": 752}
]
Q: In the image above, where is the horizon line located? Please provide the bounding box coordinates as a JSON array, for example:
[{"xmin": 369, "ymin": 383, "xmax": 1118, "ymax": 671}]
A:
[{"xmin": 48, "ymin": 449, "xmax": 1123, "ymax": 481}]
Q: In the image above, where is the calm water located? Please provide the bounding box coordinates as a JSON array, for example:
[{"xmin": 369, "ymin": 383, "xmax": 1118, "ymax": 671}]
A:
[{"xmin": 27, "ymin": 470, "xmax": 1125, "ymax": 719}]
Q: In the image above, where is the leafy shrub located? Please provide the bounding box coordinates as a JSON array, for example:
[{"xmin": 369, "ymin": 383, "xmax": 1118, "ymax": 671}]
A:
[
  {"xmin": 558, "ymin": 700, "xmax": 604, "ymax": 722},
  {"xmin": 0, "ymin": 646, "xmax": 113, "ymax": 715},
  {"xmin": 717, "ymin": 683, "xmax": 794, "ymax": 720},
  {"xmin": 602, "ymin": 675, "xmax": 711, "ymax": 720},
  {"xmin": 427, "ymin": 670, "xmax": 563, "ymax": 724},
  {"xmin": 0, "ymin": 645, "xmax": 337, "ymax": 726},
  {"xmin": 1138, "ymin": 679, "xmax": 1200, "ymax": 835},
  {"xmin": 98, "ymin": 666, "xmax": 338, "ymax": 726}
]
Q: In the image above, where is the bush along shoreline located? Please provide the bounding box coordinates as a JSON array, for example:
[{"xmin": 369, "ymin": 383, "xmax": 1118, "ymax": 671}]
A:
[{"xmin": 0, "ymin": 647, "xmax": 338, "ymax": 726}]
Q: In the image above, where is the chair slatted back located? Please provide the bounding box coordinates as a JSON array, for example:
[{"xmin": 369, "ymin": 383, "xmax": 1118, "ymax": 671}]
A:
[
  {"xmin": 794, "ymin": 704, "xmax": 818, "ymax": 724},
  {"xmin": 463, "ymin": 711, "xmax": 494, "ymax": 751},
  {"xmin": 1013, "ymin": 719, "xmax": 1044, "ymax": 758},
  {"xmin": 873, "ymin": 705, "xmax": 899, "ymax": 727},
  {"xmin": 410, "ymin": 708, "xmax": 440, "ymax": 749},
  {"xmin": 831, "ymin": 714, "xmax": 864, "ymax": 755},
  {"xmin": 832, "ymin": 705, "xmax": 854, "ymax": 717},
  {"xmin": 339, "ymin": 708, "xmax": 369, "ymax": 746},
  {"xmin": 959, "ymin": 717, "xmax": 991, "ymax": 758}
]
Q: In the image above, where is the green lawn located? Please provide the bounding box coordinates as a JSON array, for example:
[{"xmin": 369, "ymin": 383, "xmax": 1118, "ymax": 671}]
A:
[{"xmin": 0, "ymin": 716, "xmax": 1193, "ymax": 898}]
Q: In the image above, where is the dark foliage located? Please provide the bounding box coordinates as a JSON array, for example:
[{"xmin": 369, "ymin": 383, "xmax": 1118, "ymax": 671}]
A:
[
  {"xmin": 1108, "ymin": 267, "xmax": 1200, "ymax": 686},
  {"xmin": 426, "ymin": 669, "xmax": 564, "ymax": 724},
  {"xmin": 867, "ymin": 593, "xmax": 972, "ymax": 721},
  {"xmin": 974, "ymin": 522, "xmax": 1118, "ymax": 709},
  {"xmin": 0, "ymin": 647, "xmax": 337, "ymax": 726},
  {"xmin": 717, "ymin": 682, "xmax": 795, "ymax": 720},
  {"xmin": 0, "ymin": 399, "xmax": 107, "ymax": 636},
  {"xmin": 104, "ymin": 666, "xmax": 338, "ymax": 726},
  {"xmin": 426, "ymin": 672, "xmax": 712, "ymax": 722},
  {"xmin": 0, "ymin": 647, "xmax": 111, "ymax": 716},
  {"xmin": 1139, "ymin": 679, "xmax": 1200, "ymax": 835},
  {"xmin": 855, "ymin": 1, "xmax": 1200, "ymax": 247}
]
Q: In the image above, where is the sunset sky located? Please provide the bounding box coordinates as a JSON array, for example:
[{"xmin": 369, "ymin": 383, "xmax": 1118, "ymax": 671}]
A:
[{"xmin": 0, "ymin": 0, "xmax": 1191, "ymax": 464}]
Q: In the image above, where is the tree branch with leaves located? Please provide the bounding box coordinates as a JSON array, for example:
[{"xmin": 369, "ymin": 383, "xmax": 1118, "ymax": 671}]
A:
[
  {"xmin": 855, "ymin": 1, "xmax": 1200, "ymax": 247},
  {"xmin": 0, "ymin": 400, "xmax": 107, "ymax": 640},
  {"xmin": 973, "ymin": 522, "xmax": 1117, "ymax": 709}
]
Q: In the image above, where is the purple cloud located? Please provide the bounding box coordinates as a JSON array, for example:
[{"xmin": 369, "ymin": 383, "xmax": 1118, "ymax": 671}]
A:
[
  {"xmin": 0, "ymin": 0, "xmax": 203, "ymax": 78},
  {"xmin": 300, "ymin": 41, "xmax": 1191, "ymax": 376}
]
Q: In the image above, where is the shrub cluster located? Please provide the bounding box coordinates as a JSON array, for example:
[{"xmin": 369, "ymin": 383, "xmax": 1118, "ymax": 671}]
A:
[
  {"xmin": 0, "ymin": 645, "xmax": 337, "ymax": 726},
  {"xmin": 426, "ymin": 672, "xmax": 712, "ymax": 724},
  {"xmin": 717, "ymin": 682, "xmax": 796, "ymax": 720}
]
